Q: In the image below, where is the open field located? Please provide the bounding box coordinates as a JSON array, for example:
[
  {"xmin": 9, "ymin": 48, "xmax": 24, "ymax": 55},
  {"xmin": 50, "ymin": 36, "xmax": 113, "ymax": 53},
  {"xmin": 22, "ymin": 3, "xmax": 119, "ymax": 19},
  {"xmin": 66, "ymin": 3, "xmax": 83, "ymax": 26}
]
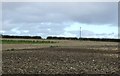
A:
[
  {"xmin": 2, "ymin": 38, "xmax": 120, "ymax": 74},
  {"xmin": 2, "ymin": 38, "xmax": 119, "ymax": 51}
]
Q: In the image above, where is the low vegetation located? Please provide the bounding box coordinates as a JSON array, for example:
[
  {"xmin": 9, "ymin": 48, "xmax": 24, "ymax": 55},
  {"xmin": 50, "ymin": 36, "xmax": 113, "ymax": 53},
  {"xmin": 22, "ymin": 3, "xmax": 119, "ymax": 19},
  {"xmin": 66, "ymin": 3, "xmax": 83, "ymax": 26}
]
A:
[{"xmin": 1, "ymin": 40, "xmax": 57, "ymax": 44}]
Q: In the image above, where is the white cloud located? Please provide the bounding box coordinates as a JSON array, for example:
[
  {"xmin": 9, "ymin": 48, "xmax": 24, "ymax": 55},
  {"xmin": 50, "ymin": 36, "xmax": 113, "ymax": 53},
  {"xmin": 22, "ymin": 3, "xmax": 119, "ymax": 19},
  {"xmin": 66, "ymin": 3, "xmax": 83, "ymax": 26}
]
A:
[
  {"xmin": 0, "ymin": 30, "xmax": 6, "ymax": 34},
  {"xmin": 23, "ymin": 30, "xmax": 29, "ymax": 33},
  {"xmin": 11, "ymin": 28, "xmax": 21, "ymax": 35}
]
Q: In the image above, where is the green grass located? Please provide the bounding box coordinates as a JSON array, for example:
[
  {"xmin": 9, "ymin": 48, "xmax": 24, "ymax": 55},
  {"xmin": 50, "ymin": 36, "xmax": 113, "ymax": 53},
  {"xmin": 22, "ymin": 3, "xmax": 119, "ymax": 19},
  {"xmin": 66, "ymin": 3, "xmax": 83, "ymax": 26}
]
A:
[{"xmin": 0, "ymin": 40, "xmax": 57, "ymax": 44}]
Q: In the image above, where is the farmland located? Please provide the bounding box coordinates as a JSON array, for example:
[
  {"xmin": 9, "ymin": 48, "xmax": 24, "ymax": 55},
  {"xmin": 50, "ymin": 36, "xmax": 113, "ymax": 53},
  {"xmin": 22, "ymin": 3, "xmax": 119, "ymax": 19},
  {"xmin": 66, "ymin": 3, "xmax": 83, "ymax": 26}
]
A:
[{"xmin": 1, "ymin": 38, "xmax": 120, "ymax": 74}]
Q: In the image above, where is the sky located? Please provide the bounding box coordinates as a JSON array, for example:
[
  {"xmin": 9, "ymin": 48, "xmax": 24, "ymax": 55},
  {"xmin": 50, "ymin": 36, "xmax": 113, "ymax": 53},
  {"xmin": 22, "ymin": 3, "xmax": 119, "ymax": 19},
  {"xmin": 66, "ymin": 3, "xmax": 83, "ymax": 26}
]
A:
[{"xmin": 1, "ymin": 2, "xmax": 118, "ymax": 39}]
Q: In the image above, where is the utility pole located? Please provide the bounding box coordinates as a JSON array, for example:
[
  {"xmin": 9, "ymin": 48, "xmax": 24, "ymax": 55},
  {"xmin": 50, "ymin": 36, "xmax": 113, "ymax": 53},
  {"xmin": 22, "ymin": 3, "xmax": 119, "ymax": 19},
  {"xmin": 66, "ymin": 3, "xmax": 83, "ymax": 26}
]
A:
[{"xmin": 80, "ymin": 27, "xmax": 82, "ymax": 38}]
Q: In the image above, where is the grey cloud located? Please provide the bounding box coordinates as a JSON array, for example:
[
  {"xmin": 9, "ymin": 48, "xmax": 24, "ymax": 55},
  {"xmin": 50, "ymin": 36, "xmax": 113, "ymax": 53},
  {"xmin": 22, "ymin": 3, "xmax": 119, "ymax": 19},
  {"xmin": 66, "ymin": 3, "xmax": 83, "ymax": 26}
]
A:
[
  {"xmin": 2, "ymin": 2, "xmax": 118, "ymax": 38},
  {"xmin": 2, "ymin": 2, "xmax": 117, "ymax": 25}
]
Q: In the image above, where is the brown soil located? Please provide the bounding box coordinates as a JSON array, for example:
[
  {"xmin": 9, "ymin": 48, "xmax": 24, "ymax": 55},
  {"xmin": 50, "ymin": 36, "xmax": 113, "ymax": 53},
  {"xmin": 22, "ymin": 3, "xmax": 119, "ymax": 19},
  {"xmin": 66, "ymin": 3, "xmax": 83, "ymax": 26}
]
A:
[{"xmin": 2, "ymin": 47, "xmax": 119, "ymax": 74}]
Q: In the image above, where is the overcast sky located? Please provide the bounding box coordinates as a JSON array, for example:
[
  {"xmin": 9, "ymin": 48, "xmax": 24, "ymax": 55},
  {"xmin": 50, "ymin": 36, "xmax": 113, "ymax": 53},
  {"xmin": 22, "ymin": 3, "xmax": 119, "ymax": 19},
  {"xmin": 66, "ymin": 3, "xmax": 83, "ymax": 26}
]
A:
[{"xmin": 1, "ymin": 2, "xmax": 118, "ymax": 38}]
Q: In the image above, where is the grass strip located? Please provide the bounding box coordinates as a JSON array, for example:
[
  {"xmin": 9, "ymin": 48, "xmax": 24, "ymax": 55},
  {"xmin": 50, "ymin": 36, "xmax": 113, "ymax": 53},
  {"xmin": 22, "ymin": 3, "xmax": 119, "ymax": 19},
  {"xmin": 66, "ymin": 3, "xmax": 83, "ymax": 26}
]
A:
[{"xmin": 1, "ymin": 40, "xmax": 57, "ymax": 44}]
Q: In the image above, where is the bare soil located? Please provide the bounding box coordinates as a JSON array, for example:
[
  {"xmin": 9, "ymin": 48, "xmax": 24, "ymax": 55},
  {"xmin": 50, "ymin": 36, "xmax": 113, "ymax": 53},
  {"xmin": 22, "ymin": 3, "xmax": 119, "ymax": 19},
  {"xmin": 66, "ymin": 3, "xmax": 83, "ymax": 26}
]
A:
[{"xmin": 2, "ymin": 47, "xmax": 119, "ymax": 74}]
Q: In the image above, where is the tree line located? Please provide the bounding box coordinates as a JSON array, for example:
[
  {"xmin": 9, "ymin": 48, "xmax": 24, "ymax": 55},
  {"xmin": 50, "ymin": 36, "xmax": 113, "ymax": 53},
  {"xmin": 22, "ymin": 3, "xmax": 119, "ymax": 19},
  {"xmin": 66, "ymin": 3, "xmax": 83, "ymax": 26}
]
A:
[
  {"xmin": 47, "ymin": 36, "xmax": 120, "ymax": 42},
  {"xmin": 1, "ymin": 35, "xmax": 42, "ymax": 39},
  {"xmin": 78, "ymin": 38, "xmax": 120, "ymax": 42},
  {"xmin": 1, "ymin": 35, "xmax": 120, "ymax": 42},
  {"xmin": 47, "ymin": 36, "xmax": 78, "ymax": 40}
]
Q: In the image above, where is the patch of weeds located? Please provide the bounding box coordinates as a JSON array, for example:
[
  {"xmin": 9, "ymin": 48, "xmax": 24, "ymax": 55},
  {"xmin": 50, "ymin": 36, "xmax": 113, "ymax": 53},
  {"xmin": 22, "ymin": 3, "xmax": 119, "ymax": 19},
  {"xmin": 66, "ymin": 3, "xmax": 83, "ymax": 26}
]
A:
[
  {"xmin": 50, "ymin": 45, "xmax": 59, "ymax": 48},
  {"xmin": 11, "ymin": 48, "xmax": 15, "ymax": 51},
  {"xmin": 56, "ymin": 45, "xmax": 59, "ymax": 47},
  {"xmin": 50, "ymin": 45, "xmax": 54, "ymax": 48},
  {"xmin": 6, "ymin": 49, "xmax": 10, "ymax": 51},
  {"xmin": 6, "ymin": 48, "xmax": 15, "ymax": 51}
]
